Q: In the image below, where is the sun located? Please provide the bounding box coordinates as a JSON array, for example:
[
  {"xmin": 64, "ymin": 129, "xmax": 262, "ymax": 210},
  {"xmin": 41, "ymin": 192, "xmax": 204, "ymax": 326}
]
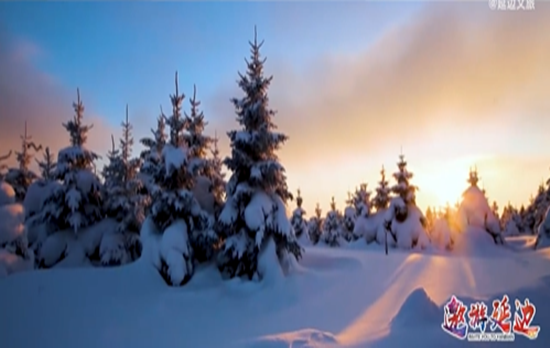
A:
[{"xmin": 415, "ymin": 160, "xmax": 470, "ymax": 209}]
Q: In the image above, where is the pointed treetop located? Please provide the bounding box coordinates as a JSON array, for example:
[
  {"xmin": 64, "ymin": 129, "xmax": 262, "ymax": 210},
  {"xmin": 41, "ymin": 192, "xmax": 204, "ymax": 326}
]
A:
[
  {"xmin": 126, "ymin": 104, "xmax": 129, "ymax": 124},
  {"xmin": 110, "ymin": 134, "xmax": 116, "ymax": 153}
]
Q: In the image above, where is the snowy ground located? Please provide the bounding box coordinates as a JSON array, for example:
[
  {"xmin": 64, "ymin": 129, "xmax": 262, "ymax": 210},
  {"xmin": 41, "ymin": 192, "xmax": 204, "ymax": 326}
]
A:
[{"xmin": 1, "ymin": 233, "xmax": 549, "ymax": 348}]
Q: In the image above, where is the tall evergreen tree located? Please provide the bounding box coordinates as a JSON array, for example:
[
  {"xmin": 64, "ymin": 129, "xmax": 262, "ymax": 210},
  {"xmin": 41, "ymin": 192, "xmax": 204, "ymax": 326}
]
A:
[
  {"xmin": 373, "ymin": 166, "xmax": 391, "ymax": 211},
  {"xmin": 101, "ymin": 107, "xmax": 147, "ymax": 265},
  {"xmin": 391, "ymin": 154, "xmax": 417, "ymax": 205},
  {"xmin": 5, "ymin": 122, "xmax": 42, "ymax": 201},
  {"xmin": 36, "ymin": 147, "xmax": 56, "ymax": 181},
  {"xmin": 148, "ymin": 73, "xmax": 215, "ymax": 285},
  {"xmin": 41, "ymin": 89, "xmax": 103, "ymax": 234},
  {"xmin": 0, "ymin": 151, "xmax": 12, "ymax": 180},
  {"xmin": 217, "ymin": 28, "xmax": 302, "ymax": 280}
]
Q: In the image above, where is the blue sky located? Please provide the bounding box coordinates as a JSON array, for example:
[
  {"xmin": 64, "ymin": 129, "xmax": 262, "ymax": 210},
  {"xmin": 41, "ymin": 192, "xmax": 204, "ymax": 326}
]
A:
[
  {"xmin": 0, "ymin": 1, "xmax": 419, "ymax": 129},
  {"xmin": 1, "ymin": 1, "xmax": 549, "ymax": 212}
]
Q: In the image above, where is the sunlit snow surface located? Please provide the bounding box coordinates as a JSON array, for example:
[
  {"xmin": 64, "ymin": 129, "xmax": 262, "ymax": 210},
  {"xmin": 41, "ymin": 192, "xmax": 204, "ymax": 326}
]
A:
[{"xmin": 1, "ymin": 233, "xmax": 550, "ymax": 348}]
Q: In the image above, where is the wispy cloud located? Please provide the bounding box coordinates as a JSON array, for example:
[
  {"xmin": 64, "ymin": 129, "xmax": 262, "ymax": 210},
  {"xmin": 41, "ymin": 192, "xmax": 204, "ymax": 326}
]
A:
[
  {"xmin": 0, "ymin": 28, "xmax": 115, "ymax": 169},
  {"xmin": 207, "ymin": 2, "xmax": 550, "ymax": 211}
]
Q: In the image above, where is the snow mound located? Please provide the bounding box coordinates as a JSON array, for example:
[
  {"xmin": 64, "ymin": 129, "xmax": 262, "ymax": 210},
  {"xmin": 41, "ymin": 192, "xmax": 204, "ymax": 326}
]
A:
[
  {"xmin": 0, "ymin": 181, "xmax": 15, "ymax": 206},
  {"xmin": 0, "ymin": 203, "xmax": 25, "ymax": 243},
  {"xmin": 458, "ymin": 185, "xmax": 497, "ymax": 231},
  {"xmin": 452, "ymin": 226, "xmax": 501, "ymax": 256},
  {"xmin": 245, "ymin": 328, "xmax": 338, "ymax": 348},
  {"xmin": 390, "ymin": 287, "xmax": 440, "ymax": 328}
]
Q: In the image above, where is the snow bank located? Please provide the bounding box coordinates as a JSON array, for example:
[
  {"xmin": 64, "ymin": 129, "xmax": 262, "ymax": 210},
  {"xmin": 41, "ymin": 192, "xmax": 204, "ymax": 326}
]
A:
[
  {"xmin": 0, "ymin": 181, "xmax": 15, "ymax": 206},
  {"xmin": 458, "ymin": 186, "xmax": 494, "ymax": 230},
  {"xmin": 390, "ymin": 288, "xmax": 440, "ymax": 328},
  {"xmin": 0, "ymin": 182, "xmax": 34, "ymax": 277}
]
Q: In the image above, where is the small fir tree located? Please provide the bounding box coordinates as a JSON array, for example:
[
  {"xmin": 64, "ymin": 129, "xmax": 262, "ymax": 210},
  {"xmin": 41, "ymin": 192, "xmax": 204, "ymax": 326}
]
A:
[
  {"xmin": 36, "ymin": 147, "xmax": 56, "ymax": 181},
  {"xmin": 41, "ymin": 89, "xmax": 103, "ymax": 236},
  {"xmin": 391, "ymin": 154, "xmax": 417, "ymax": 205},
  {"xmin": 350, "ymin": 183, "xmax": 371, "ymax": 217},
  {"xmin": 308, "ymin": 203, "xmax": 323, "ymax": 245},
  {"xmin": 290, "ymin": 189, "xmax": 308, "ymax": 239},
  {"xmin": 373, "ymin": 166, "xmax": 391, "ymax": 211},
  {"xmin": 321, "ymin": 197, "xmax": 342, "ymax": 247},
  {"xmin": 4, "ymin": 122, "xmax": 42, "ymax": 201},
  {"xmin": 217, "ymin": 28, "xmax": 302, "ymax": 280}
]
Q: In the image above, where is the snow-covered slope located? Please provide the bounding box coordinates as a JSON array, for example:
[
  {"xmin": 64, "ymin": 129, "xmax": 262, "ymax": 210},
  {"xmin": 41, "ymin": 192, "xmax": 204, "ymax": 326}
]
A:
[{"xmin": 1, "ymin": 228, "xmax": 549, "ymax": 348}]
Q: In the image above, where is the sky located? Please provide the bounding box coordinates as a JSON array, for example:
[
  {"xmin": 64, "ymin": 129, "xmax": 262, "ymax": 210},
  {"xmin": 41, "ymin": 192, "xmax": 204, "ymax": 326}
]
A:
[{"xmin": 1, "ymin": 1, "xmax": 550, "ymax": 215}]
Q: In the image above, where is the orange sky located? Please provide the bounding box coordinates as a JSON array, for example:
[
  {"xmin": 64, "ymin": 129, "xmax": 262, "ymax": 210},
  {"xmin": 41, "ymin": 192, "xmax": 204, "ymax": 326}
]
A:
[{"xmin": 1, "ymin": 2, "xmax": 549, "ymax": 216}]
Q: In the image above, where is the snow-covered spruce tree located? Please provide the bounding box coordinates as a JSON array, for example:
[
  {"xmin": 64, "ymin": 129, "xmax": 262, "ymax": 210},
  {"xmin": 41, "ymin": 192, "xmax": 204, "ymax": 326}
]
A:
[
  {"xmin": 146, "ymin": 72, "xmax": 216, "ymax": 285},
  {"xmin": 372, "ymin": 166, "xmax": 391, "ymax": 212},
  {"xmin": 217, "ymin": 29, "xmax": 302, "ymax": 280},
  {"xmin": 24, "ymin": 147, "xmax": 58, "ymax": 256},
  {"xmin": 139, "ymin": 108, "xmax": 167, "ymax": 195},
  {"xmin": 0, "ymin": 151, "xmax": 12, "ymax": 180},
  {"xmin": 351, "ymin": 183, "xmax": 371, "ymax": 217},
  {"xmin": 100, "ymin": 108, "xmax": 147, "ymax": 265},
  {"xmin": 4, "ymin": 122, "xmax": 42, "ymax": 201},
  {"xmin": 391, "ymin": 154, "xmax": 417, "ymax": 208},
  {"xmin": 308, "ymin": 203, "xmax": 323, "ymax": 245},
  {"xmin": 206, "ymin": 132, "xmax": 226, "ymax": 214},
  {"xmin": 181, "ymin": 86, "xmax": 220, "ymax": 262},
  {"xmin": 321, "ymin": 197, "xmax": 343, "ymax": 247},
  {"xmin": 290, "ymin": 189, "xmax": 308, "ymax": 241},
  {"xmin": 38, "ymin": 89, "xmax": 103, "ymax": 267}
]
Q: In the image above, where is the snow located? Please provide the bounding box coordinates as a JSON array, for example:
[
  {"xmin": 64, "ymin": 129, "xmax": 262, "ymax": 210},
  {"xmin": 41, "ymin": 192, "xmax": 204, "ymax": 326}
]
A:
[
  {"xmin": 159, "ymin": 219, "xmax": 193, "ymax": 285},
  {"xmin": 535, "ymin": 206, "xmax": 550, "ymax": 249},
  {"xmin": 430, "ymin": 218, "xmax": 453, "ymax": 250},
  {"xmin": 2, "ymin": 228, "xmax": 550, "ymax": 348},
  {"xmin": 0, "ymin": 203, "xmax": 25, "ymax": 243},
  {"xmin": 162, "ymin": 144, "xmax": 187, "ymax": 173},
  {"xmin": 245, "ymin": 191, "xmax": 274, "ymax": 231},
  {"xmin": 458, "ymin": 185, "xmax": 496, "ymax": 230},
  {"xmin": 0, "ymin": 181, "xmax": 16, "ymax": 205}
]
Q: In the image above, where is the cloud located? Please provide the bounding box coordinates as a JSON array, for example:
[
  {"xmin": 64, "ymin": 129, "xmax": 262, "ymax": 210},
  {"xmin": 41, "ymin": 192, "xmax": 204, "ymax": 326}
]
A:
[
  {"xmin": 0, "ymin": 28, "xmax": 115, "ymax": 170},
  {"xmin": 206, "ymin": 2, "xmax": 550, "ymax": 210}
]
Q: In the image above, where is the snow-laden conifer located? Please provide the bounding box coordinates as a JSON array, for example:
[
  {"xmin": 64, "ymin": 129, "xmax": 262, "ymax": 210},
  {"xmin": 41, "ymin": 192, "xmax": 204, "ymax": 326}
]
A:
[
  {"xmin": 100, "ymin": 107, "xmax": 147, "ymax": 265},
  {"xmin": 41, "ymin": 89, "xmax": 103, "ymax": 235},
  {"xmin": 308, "ymin": 203, "xmax": 323, "ymax": 245},
  {"xmin": 4, "ymin": 122, "xmax": 42, "ymax": 201},
  {"xmin": 321, "ymin": 197, "xmax": 342, "ymax": 247},
  {"xmin": 372, "ymin": 166, "xmax": 391, "ymax": 211},
  {"xmin": 290, "ymin": 189, "xmax": 308, "ymax": 240},
  {"xmin": 217, "ymin": 28, "xmax": 302, "ymax": 280},
  {"xmin": 145, "ymin": 73, "xmax": 216, "ymax": 285}
]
